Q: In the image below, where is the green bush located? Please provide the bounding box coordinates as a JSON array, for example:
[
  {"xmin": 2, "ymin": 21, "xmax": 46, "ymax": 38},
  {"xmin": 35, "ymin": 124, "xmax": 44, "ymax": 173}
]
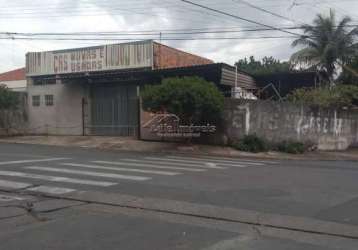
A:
[
  {"xmin": 141, "ymin": 76, "xmax": 224, "ymax": 124},
  {"xmin": 232, "ymin": 135, "xmax": 311, "ymax": 154},
  {"xmin": 287, "ymin": 85, "xmax": 358, "ymax": 108},
  {"xmin": 276, "ymin": 141, "xmax": 306, "ymax": 154},
  {"xmin": 0, "ymin": 84, "xmax": 18, "ymax": 110},
  {"xmin": 232, "ymin": 134, "xmax": 268, "ymax": 153}
]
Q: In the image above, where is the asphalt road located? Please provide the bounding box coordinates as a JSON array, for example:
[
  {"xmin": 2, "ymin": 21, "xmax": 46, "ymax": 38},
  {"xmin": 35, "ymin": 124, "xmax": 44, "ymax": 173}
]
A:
[{"xmin": 1, "ymin": 142, "xmax": 358, "ymax": 249}]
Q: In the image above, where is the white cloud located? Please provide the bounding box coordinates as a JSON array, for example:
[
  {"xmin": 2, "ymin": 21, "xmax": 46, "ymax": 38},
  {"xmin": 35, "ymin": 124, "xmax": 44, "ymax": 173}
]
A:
[{"xmin": 0, "ymin": 0, "xmax": 357, "ymax": 72}]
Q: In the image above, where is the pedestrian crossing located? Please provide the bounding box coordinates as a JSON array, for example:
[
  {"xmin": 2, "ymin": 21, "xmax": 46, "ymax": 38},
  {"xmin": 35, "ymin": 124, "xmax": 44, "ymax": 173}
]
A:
[
  {"xmin": 155, "ymin": 156, "xmax": 264, "ymax": 166},
  {"xmin": 171, "ymin": 155, "xmax": 278, "ymax": 164},
  {"xmin": 145, "ymin": 157, "xmax": 251, "ymax": 167},
  {"xmin": 0, "ymin": 179, "xmax": 32, "ymax": 189},
  {"xmin": 0, "ymin": 158, "xmax": 71, "ymax": 165},
  {"xmin": 0, "ymin": 170, "xmax": 118, "ymax": 187},
  {"xmin": 94, "ymin": 160, "xmax": 220, "ymax": 170},
  {"xmin": 26, "ymin": 185, "xmax": 76, "ymax": 195},
  {"xmin": 25, "ymin": 166, "xmax": 151, "ymax": 181},
  {"xmin": 0, "ymin": 155, "xmax": 278, "ymax": 198},
  {"xmin": 0, "ymin": 194, "xmax": 25, "ymax": 202},
  {"xmin": 62, "ymin": 163, "xmax": 181, "ymax": 176}
]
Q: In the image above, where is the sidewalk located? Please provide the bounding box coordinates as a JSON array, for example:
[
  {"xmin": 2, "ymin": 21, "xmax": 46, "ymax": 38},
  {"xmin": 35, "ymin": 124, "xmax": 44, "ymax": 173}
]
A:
[{"xmin": 0, "ymin": 135, "xmax": 357, "ymax": 161}]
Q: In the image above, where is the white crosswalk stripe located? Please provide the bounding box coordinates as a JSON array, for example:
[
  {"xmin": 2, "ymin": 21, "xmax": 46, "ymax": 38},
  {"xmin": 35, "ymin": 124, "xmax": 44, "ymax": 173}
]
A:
[
  {"xmin": 165, "ymin": 156, "xmax": 264, "ymax": 166},
  {"xmin": 120, "ymin": 159, "xmax": 226, "ymax": 169},
  {"xmin": 27, "ymin": 186, "xmax": 76, "ymax": 195},
  {"xmin": 0, "ymin": 179, "xmax": 32, "ymax": 189},
  {"xmin": 146, "ymin": 157, "xmax": 250, "ymax": 167},
  {"xmin": 0, "ymin": 170, "xmax": 117, "ymax": 187},
  {"xmin": 0, "ymin": 194, "xmax": 25, "ymax": 202},
  {"xmin": 61, "ymin": 163, "xmax": 180, "ymax": 176},
  {"xmin": 0, "ymin": 158, "xmax": 71, "ymax": 165},
  {"xmin": 168, "ymin": 155, "xmax": 278, "ymax": 164},
  {"xmin": 0, "ymin": 180, "xmax": 76, "ymax": 195},
  {"xmin": 0, "ymin": 154, "xmax": 275, "ymax": 196},
  {"xmin": 205, "ymin": 156, "xmax": 278, "ymax": 164},
  {"xmin": 93, "ymin": 160, "xmax": 208, "ymax": 172},
  {"xmin": 26, "ymin": 166, "xmax": 151, "ymax": 181}
]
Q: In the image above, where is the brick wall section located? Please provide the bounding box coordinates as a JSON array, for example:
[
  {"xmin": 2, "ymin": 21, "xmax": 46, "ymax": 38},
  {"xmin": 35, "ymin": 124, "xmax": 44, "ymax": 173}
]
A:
[{"xmin": 153, "ymin": 42, "xmax": 213, "ymax": 69}]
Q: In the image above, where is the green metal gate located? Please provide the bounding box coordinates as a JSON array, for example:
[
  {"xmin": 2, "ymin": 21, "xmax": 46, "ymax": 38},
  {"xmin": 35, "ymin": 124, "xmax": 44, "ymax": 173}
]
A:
[{"xmin": 86, "ymin": 84, "xmax": 139, "ymax": 136}]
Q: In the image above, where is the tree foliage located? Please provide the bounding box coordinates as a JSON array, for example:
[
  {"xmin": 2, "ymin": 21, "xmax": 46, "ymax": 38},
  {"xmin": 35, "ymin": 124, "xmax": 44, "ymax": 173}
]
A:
[
  {"xmin": 235, "ymin": 56, "xmax": 292, "ymax": 76},
  {"xmin": 338, "ymin": 56, "xmax": 358, "ymax": 85},
  {"xmin": 141, "ymin": 77, "xmax": 224, "ymax": 124},
  {"xmin": 287, "ymin": 85, "xmax": 358, "ymax": 108},
  {"xmin": 291, "ymin": 10, "xmax": 358, "ymax": 84},
  {"xmin": 0, "ymin": 84, "xmax": 19, "ymax": 110}
]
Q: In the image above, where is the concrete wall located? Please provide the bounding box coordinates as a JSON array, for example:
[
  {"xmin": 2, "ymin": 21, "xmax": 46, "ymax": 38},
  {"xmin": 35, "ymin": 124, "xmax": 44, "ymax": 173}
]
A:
[
  {"xmin": 224, "ymin": 100, "xmax": 358, "ymax": 150},
  {"xmin": 27, "ymin": 79, "xmax": 87, "ymax": 135},
  {"xmin": 139, "ymin": 99, "xmax": 358, "ymax": 151},
  {"xmin": 1, "ymin": 80, "xmax": 27, "ymax": 92}
]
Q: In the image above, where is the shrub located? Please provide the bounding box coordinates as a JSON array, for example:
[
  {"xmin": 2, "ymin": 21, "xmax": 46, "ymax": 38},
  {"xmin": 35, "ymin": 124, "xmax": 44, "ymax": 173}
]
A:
[
  {"xmin": 232, "ymin": 134, "xmax": 268, "ymax": 153},
  {"xmin": 232, "ymin": 135, "xmax": 312, "ymax": 154},
  {"xmin": 141, "ymin": 76, "xmax": 224, "ymax": 124},
  {"xmin": 276, "ymin": 141, "xmax": 306, "ymax": 154},
  {"xmin": 0, "ymin": 84, "xmax": 19, "ymax": 110},
  {"xmin": 287, "ymin": 85, "xmax": 358, "ymax": 108}
]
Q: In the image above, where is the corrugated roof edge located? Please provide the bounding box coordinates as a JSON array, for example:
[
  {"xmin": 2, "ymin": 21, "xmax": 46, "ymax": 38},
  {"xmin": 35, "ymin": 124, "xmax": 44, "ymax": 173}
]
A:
[
  {"xmin": 219, "ymin": 63, "xmax": 256, "ymax": 77},
  {"xmin": 152, "ymin": 62, "xmax": 220, "ymax": 72},
  {"xmin": 153, "ymin": 62, "xmax": 254, "ymax": 77},
  {"xmin": 26, "ymin": 40, "xmax": 153, "ymax": 54}
]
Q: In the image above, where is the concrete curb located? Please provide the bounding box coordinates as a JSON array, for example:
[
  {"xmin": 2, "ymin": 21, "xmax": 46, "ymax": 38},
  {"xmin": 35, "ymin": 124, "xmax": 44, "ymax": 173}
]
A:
[{"xmin": 1, "ymin": 136, "xmax": 357, "ymax": 161}]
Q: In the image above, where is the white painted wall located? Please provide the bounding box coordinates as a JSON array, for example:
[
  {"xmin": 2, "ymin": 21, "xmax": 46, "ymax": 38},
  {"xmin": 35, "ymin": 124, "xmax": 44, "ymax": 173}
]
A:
[
  {"xmin": 27, "ymin": 80, "xmax": 87, "ymax": 135},
  {"xmin": 1, "ymin": 80, "xmax": 26, "ymax": 92}
]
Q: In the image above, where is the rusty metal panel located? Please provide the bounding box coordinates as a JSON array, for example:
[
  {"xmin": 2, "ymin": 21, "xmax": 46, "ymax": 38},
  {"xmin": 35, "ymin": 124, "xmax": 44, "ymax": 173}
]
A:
[
  {"xmin": 86, "ymin": 84, "xmax": 139, "ymax": 136},
  {"xmin": 26, "ymin": 40, "xmax": 153, "ymax": 76},
  {"xmin": 153, "ymin": 42, "xmax": 213, "ymax": 69},
  {"xmin": 221, "ymin": 67, "xmax": 257, "ymax": 89}
]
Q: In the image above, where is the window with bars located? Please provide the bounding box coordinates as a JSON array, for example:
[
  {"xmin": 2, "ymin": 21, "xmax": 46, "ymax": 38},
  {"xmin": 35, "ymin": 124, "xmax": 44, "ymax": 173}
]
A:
[
  {"xmin": 32, "ymin": 95, "xmax": 40, "ymax": 107},
  {"xmin": 45, "ymin": 95, "xmax": 54, "ymax": 106}
]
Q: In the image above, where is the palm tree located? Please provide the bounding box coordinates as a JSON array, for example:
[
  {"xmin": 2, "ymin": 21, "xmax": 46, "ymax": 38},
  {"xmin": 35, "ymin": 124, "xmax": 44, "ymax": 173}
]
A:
[{"xmin": 291, "ymin": 10, "xmax": 358, "ymax": 85}]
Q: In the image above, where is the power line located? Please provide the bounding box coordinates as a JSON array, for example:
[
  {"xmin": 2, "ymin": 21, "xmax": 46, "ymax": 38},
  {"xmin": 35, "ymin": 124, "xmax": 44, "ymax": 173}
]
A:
[
  {"xmin": 1, "ymin": 25, "xmax": 356, "ymax": 38},
  {"xmin": 0, "ymin": 27, "xmax": 303, "ymax": 36},
  {"xmin": 0, "ymin": 36, "xmax": 298, "ymax": 41},
  {"xmin": 179, "ymin": 0, "xmax": 304, "ymax": 37},
  {"xmin": 0, "ymin": 1, "xmax": 241, "ymax": 25},
  {"xmin": 232, "ymin": 0, "xmax": 304, "ymax": 25},
  {"xmin": 0, "ymin": 4, "xmax": 238, "ymax": 26},
  {"xmin": 0, "ymin": 1, "xmax": 240, "ymax": 26}
]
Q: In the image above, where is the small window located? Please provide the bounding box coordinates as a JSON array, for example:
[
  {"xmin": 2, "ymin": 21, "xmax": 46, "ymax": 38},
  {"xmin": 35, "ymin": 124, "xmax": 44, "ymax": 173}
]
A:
[
  {"xmin": 33, "ymin": 78, "xmax": 56, "ymax": 86},
  {"xmin": 32, "ymin": 95, "xmax": 40, "ymax": 107},
  {"xmin": 45, "ymin": 95, "xmax": 54, "ymax": 106}
]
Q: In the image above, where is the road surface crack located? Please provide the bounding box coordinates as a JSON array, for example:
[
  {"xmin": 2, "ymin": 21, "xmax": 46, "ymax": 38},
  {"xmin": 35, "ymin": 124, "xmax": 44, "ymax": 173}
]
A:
[{"xmin": 1, "ymin": 201, "xmax": 47, "ymax": 221}]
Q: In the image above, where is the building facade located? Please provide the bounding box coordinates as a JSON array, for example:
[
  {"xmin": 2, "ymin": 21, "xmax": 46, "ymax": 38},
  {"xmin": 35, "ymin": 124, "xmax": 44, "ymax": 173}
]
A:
[{"xmin": 26, "ymin": 40, "xmax": 256, "ymax": 136}]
